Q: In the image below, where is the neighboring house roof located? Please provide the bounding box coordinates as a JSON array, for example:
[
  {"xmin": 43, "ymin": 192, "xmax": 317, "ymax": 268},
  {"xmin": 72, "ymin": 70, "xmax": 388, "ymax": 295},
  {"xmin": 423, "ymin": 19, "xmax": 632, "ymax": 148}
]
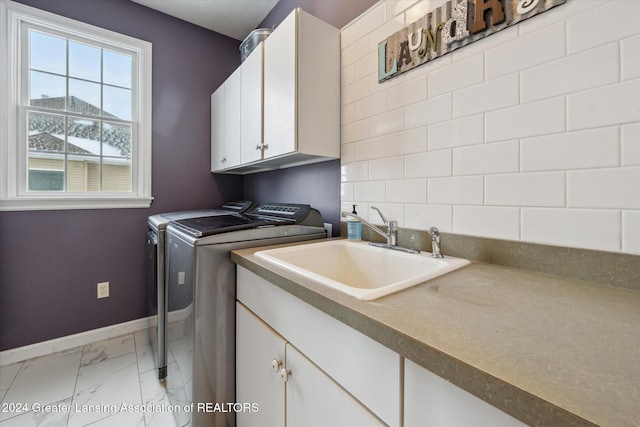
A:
[{"xmin": 29, "ymin": 96, "xmax": 130, "ymax": 157}]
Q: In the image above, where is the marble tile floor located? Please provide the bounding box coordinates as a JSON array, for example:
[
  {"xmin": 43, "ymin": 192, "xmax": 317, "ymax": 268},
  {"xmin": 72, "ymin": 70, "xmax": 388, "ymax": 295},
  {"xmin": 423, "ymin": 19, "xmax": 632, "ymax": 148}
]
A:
[{"xmin": 0, "ymin": 331, "xmax": 179, "ymax": 427}]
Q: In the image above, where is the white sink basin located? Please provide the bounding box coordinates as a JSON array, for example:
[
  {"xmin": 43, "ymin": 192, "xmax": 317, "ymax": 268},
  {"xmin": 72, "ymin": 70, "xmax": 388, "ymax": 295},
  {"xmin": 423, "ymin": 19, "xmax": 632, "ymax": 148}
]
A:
[{"xmin": 255, "ymin": 240, "xmax": 470, "ymax": 301}]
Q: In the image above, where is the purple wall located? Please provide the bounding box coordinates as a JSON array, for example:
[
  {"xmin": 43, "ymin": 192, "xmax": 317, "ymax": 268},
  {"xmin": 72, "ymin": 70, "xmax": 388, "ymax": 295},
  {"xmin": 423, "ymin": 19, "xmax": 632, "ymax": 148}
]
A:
[
  {"xmin": 0, "ymin": 0, "xmax": 243, "ymax": 350},
  {"xmin": 244, "ymin": 0, "xmax": 377, "ymax": 236},
  {"xmin": 0, "ymin": 0, "xmax": 377, "ymax": 352}
]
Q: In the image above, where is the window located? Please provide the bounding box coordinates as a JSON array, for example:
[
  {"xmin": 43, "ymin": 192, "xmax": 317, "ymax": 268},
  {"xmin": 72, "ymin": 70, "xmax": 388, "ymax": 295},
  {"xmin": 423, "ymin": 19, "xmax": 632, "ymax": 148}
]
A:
[{"xmin": 0, "ymin": 0, "xmax": 152, "ymax": 210}]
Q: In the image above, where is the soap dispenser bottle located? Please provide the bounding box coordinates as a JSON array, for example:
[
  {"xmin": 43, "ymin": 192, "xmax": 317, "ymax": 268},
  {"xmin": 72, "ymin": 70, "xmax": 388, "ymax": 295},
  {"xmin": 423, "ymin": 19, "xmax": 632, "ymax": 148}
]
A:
[{"xmin": 347, "ymin": 204, "xmax": 362, "ymax": 241}]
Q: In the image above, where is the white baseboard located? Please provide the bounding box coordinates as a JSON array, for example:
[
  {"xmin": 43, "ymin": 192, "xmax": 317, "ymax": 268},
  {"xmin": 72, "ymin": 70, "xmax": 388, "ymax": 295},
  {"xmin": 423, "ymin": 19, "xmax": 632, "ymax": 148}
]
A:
[{"xmin": 0, "ymin": 316, "xmax": 154, "ymax": 367}]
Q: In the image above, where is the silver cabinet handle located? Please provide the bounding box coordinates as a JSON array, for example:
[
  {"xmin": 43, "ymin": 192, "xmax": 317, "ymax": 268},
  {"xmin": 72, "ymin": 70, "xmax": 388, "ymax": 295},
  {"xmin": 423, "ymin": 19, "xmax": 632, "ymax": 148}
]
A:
[
  {"xmin": 256, "ymin": 145, "xmax": 262, "ymax": 151},
  {"xmin": 279, "ymin": 368, "xmax": 291, "ymax": 382},
  {"xmin": 263, "ymin": 144, "xmax": 269, "ymax": 150},
  {"xmin": 271, "ymin": 359, "xmax": 283, "ymax": 372}
]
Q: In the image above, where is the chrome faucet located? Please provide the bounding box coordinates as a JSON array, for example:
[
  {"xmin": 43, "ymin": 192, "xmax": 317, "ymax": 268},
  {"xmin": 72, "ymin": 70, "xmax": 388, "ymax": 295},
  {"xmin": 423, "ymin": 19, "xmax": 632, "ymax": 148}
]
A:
[
  {"xmin": 341, "ymin": 206, "xmax": 419, "ymax": 254},
  {"xmin": 428, "ymin": 227, "xmax": 443, "ymax": 258}
]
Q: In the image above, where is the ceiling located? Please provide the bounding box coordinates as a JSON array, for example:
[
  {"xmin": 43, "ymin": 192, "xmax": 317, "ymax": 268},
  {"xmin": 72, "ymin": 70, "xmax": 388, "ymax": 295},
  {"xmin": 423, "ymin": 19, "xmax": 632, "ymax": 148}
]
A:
[{"xmin": 130, "ymin": 0, "xmax": 279, "ymax": 41}]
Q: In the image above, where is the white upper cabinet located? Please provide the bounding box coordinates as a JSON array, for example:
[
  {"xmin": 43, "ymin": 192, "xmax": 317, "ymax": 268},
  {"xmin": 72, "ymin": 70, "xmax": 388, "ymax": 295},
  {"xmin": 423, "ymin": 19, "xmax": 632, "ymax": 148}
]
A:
[
  {"xmin": 240, "ymin": 42, "xmax": 264, "ymax": 165},
  {"xmin": 211, "ymin": 8, "xmax": 340, "ymax": 174},
  {"xmin": 263, "ymin": 8, "xmax": 340, "ymax": 163},
  {"xmin": 211, "ymin": 66, "xmax": 241, "ymax": 172}
]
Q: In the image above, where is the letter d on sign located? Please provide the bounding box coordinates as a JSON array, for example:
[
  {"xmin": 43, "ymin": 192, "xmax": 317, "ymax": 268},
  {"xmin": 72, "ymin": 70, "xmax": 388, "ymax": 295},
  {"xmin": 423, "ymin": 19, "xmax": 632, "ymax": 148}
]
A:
[{"xmin": 378, "ymin": 39, "xmax": 398, "ymax": 81}]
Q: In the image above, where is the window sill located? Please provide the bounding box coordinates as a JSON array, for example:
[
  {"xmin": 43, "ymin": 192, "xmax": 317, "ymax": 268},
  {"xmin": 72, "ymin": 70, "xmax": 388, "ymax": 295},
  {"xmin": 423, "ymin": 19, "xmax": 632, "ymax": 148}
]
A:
[{"xmin": 0, "ymin": 196, "xmax": 153, "ymax": 211}]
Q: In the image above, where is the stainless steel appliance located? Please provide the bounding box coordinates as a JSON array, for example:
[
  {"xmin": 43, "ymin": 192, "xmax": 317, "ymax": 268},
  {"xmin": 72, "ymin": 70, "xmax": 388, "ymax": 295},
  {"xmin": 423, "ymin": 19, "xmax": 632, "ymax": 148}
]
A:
[
  {"xmin": 146, "ymin": 201, "xmax": 254, "ymax": 379},
  {"xmin": 164, "ymin": 203, "xmax": 326, "ymax": 427}
]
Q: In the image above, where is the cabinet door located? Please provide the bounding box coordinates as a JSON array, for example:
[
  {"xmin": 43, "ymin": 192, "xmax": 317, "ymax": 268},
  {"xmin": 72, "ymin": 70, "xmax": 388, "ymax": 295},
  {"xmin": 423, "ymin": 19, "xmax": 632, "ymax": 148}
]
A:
[
  {"xmin": 210, "ymin": 85, "xmax": 225, "ymax": 172},
  {"xmin": 286, "ymin": 343, "xmax": 384, "ymax": 427},
  {"xmin": 236, "ymin": 303, "xmax": 285, "ymax": 427},
  {"xmin": 263, "ymin": 9, "xmax": 297, "ymax": 159},
  {"xmin": 404, "ymin": 359, "xmax": 526, "ymax": 427},
  {"xmin": 224, "ymin": 67, "xmax": 242, "ymax": 168},
  {"xmin": 240, "ymin": 43, "xmax": 263, "ymax": 165}
]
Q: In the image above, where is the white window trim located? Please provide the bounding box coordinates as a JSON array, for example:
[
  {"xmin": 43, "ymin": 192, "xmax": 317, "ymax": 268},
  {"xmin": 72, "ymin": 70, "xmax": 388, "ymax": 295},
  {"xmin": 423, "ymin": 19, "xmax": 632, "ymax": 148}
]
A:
[{"xmin": 0, "ymin": 0, "xmax": 152, "ymax": 211}]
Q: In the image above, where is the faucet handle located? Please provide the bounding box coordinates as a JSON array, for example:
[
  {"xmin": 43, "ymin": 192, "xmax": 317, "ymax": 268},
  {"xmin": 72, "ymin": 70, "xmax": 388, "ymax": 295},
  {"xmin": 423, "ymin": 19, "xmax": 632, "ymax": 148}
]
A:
[{"xmin": 371, "ymin": 206, "xmax": 389, "ymax": 226}]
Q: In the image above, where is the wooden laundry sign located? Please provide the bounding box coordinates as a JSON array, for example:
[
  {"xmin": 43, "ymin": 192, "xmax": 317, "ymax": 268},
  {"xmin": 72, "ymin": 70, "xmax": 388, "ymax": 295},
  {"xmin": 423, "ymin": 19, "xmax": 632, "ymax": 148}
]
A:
[{"xmin": 378, "ymin": 0, "xmax": 566, "ymax": 82}]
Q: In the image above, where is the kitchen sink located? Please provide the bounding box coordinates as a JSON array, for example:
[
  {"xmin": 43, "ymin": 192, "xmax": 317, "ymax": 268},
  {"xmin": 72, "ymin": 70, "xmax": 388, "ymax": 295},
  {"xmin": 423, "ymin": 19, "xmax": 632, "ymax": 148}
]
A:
[{"xmin": 254, "ymin": 240, "xmax": 470, "ymax": 301}]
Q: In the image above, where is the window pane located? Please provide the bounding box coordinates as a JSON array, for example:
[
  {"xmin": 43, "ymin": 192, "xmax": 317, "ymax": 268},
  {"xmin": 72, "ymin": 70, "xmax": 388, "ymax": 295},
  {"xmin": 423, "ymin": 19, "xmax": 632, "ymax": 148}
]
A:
[
  {"xmin": 28, "ymin": 111, "xmax": 65, "ymax": 152},
  {"xmin": 103, "ymin": 85, "xmax": 131, "ymax": 120},
  {"xmin": 67, "ymin": 155, "xmax": 100, "ymax": 192},
  {"xmin": 30, "ymin": 71, "xmax": 66, "ymax": 109},
  {"xmin": 30, "ymin": 30, "xmax": 66, "ymax": 75},
  {"xmin": 103, "ymin": 158, "xmax": 132, "ymax": 192},
  {"xmin": 68, "ymin": 78, "xmax": 101, "ymax": 116},
  {"xmin": 69, "ymin": 41, "xmax": 101, "ymax": 82},
  {"xmin": 67, "ymin": 118, "xmax": 100, "ymax": 155},
  {"xmin": 103, "ymin": 122, "xmax": 131, "ymax": 158},
  {"xmin": 104, "ymin": 50, "xmax": 132, "ymax": 88},
  {"xmin": 28, "ymin": 169, "xmax": 64, "ymax": 191}
]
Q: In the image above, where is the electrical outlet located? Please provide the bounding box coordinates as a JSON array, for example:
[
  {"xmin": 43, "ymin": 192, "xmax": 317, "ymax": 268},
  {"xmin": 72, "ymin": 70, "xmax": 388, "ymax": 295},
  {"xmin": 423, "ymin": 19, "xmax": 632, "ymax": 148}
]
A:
[{"xmin": 97, "ymin": 282, "xmax": 109, "ymax": 299}]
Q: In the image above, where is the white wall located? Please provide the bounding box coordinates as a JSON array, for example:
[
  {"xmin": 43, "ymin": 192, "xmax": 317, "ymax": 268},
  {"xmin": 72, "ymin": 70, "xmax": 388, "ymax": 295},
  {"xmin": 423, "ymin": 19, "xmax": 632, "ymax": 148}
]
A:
[{"xmin": 340, "ymin": 0, "xmax": 640, "ymax": 254}]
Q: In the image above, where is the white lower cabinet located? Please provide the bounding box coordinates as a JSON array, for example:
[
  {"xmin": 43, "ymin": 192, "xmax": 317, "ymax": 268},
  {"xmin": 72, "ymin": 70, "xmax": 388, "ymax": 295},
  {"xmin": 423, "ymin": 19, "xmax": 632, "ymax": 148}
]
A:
[
  {"xmin": 237, "ymin": 266, "xmax": 524, "ymax": 427},
  {"xmin": 236, "ymin": 302, "xmax": 384, "ymax": 427},
  {"xmin": 403, "ymin": 354, "xmax": 526, "ymax": 426}
]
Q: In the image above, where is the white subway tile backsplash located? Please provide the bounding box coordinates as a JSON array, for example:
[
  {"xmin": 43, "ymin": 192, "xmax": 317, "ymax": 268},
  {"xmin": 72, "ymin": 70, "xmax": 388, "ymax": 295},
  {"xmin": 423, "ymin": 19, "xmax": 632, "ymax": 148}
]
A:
[
  {"xmin": 485, "ymin": 22, "xmax": 565, "ymax": 80},
  {"xmin": 386, "ymin": 76, "xmax": 428, "ymax": 111},
  {"xmin": 521, "ymin": 44, "xmax": 619, "ymax": 103},
  {"xmin": 341, "ymin": 182, "xmax": 354, "ymax": 201},
  {"xmin": 428, "ymin": 114, "xmax": 483, "ymax": 150},
  {"xmin": 428, "ymin": 53, "xmax": 484, "ymax": 98},
  {"xmin": 354, "ymin": 137, "xmax": 386, "ymax": 161},
  {"xmin": 453, "ymin": 206, "xmax": 520, "ymax": 240},
  {"xmin": 370, "ymin": 109, "xmax": 405, "ymax": 137},
  {"xmin": 370, "ymin": 156, "xmax": 405, "ymax": 180},
  {"xmin": 340, "ymin": 24, "xmax": 357, "ymax": 49},
  {"xmin": 352, "ymin": 2, "xmax": 386, "ymax": 41},
  {"xmin": 453, "ymin": 141, "xmax": 519, "ymax": 176},
  {"xmin": 567, "ymin": 167, "xmax": 640, "ymax": 209},
  {"xmin": 387, "ymin": 0, "xmax": 419, "ymax": 20},
  {"xmin": 486, "ymin": 97, "xmax": 565, "ymax": 142},
  {"xmin": 453, "ymin": 74, "xmax": 519, "ymax": 118},
  {"xmin": 341, "ymin": 142, "xmax": 356, "ymax": 163},
  {"xmin": 339, "ymin": 0, "xmax": 639, "ymax": 254},
  {"xmin": 521, "ymin": 127, "xmax": 620, "ymax": 172},
  {"xmin": 428, "ymin": 176, "xmax": 483, "ymax": 205},
  {"xmin": 342, "ymin": 35, "xmax": 371, "ymax": 68},
  {"xmin": 621, "ymin": 36, "xmax": 640, "ymax": 81},
  {"xmin": 405, "ymin": 204, "xmax": 452, "ymax": 232},
  {"xmin": 568, "ymin": 80, "xmax": 640, "ymax": 131},
  {"xmin": 366, "ymin": 14, "xmax": 405, "ymax": 53},
  {"xmin": 386, "ymin": 127, "xmax": 427, "ymax": 156},
  {"xmin": 386, "ymin": 179, "xmax": 427, "ymax": 203},
  {"xmin": 341, "ymin": 161, "xmax": 369, "ymax": 182},
  {"xmin": 355, "ymin": 181, "xmax": 386, "ymax": 202},
  {"xmin": 622, "ymin": 123, "xmax": 640, "ymax": 166},
  {"xmin": 518, "ymin": 0, "xmax": 607, "ymax": 36},
  {"xmin": 567, "ymin": 1, "xmax": 640, "ymax": 54},
  {"xmin": 342, "ymin": 118, "xmax": 369, "ymax": 143},
  {"xmin": 342, "ymin": 77, "xmax": 370, "ymax": 106},
  {"xmin": 485, "ymin": 172, "xmax": 565, "ymax": 207},
  {"xmin": 622, "ymin": 211, "xmax": 640, "ymax": 254},
  {"xmin": 405, "ymin": 204, "xmax": 453, "ymax": 232},
  {"xmin": 355, "ymin": 92, "xmax": 386, "ymax": 120},
  {"xmin": 522, "ymin": 208, "xmax": 621, "ymax": 252},
  {"xmin": 354, "ymin": 51, "xmax": 378, "ymax": 82},
  {"xmin": 405, "ymin": 149, "xmax": 452, "ymax": 178},
  {"xmin": 405, "ymin": 94, "xmax": 452, "ymax": 129}
]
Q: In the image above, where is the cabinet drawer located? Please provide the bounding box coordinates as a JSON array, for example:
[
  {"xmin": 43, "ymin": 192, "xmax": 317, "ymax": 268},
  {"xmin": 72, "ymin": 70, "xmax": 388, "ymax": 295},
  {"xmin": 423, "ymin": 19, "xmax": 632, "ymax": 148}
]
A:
[{"xmin": 237, "ymin": 267, "xmax": 401, "ymax": 427}]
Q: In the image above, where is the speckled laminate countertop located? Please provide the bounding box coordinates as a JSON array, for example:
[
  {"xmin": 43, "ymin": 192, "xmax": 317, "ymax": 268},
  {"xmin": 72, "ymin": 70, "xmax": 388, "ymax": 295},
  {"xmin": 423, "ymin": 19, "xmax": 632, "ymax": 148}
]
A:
[{"xmin": 231, "ymin": 240, "xmax": 640, "ymax": 427}]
